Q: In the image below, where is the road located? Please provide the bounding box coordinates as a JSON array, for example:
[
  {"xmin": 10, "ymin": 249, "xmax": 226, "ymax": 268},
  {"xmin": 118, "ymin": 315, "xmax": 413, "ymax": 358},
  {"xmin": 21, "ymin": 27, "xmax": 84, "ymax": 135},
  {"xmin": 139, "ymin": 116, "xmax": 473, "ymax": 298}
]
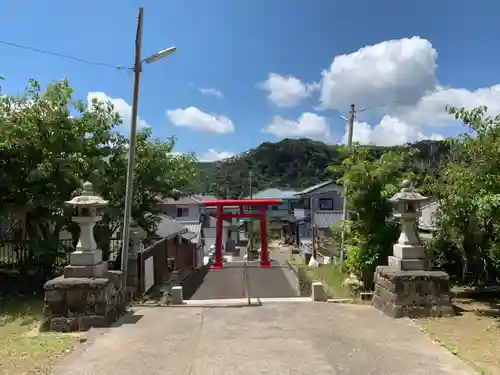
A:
[
  {"xmin": 51, "ymin": 302, "xmax": 478, "ymax": 375},
  {"xmin": 183, "ymin": 261, "xmax": 299, "ymax": 300}
]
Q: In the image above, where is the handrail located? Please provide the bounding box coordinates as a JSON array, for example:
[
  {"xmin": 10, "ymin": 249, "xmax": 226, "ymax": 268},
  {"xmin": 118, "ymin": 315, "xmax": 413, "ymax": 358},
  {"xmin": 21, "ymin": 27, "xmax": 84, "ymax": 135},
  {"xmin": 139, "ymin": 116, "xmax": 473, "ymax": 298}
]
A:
[{"xmin": 243, "ymin": 260, "xmax": 251, "ymax": 305}]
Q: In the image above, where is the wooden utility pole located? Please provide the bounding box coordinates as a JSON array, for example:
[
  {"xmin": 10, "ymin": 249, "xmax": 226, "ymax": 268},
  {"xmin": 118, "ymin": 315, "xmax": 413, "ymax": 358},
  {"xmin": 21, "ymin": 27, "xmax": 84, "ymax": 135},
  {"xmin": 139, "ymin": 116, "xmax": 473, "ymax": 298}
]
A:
[
  {"xmin": 249, "ymin": 171, "xmax": 253, "ymax": 199},
  {"xmin": 340, "ymin": 104, "xmax": 355, "ymax": 265},
  {"xmin": 120, "ymin": 7, "xmax": 144, "ymax": 277}
]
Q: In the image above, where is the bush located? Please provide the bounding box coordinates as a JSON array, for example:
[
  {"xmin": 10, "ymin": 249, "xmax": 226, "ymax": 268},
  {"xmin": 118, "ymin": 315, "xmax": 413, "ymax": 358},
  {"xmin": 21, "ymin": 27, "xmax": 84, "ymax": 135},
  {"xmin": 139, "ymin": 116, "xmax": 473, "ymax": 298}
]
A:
[{"xmin": 330, "ymin": 147, "xmax": 411, "ymax": 288}]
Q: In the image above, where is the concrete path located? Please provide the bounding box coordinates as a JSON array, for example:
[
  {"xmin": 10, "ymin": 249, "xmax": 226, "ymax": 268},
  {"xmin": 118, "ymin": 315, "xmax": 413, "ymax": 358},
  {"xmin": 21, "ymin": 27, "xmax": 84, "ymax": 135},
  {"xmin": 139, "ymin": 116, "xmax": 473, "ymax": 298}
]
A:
[
  {"xmin": 52, "ymin": 302, "xmax": 477, "ymax": 375},
  {"xmin": 184, "ymin": 261, "xmax": 299, "ymax": 300}
]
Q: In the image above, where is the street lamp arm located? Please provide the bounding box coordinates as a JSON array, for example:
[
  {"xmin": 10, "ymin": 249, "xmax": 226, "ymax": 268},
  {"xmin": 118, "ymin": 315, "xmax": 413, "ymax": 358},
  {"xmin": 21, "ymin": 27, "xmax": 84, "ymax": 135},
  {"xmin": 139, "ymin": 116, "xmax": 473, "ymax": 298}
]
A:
[{"xmin": 143, "ymin": 46, "xmax": 177, "ymax": 64}]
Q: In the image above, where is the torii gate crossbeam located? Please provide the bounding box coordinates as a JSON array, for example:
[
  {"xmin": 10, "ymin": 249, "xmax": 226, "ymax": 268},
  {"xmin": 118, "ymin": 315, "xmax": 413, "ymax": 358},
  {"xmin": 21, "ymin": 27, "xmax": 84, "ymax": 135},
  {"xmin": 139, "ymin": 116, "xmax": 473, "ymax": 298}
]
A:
[{"xmin": 202, "ymin": 199, "xmax": 280, "ymax": 269}]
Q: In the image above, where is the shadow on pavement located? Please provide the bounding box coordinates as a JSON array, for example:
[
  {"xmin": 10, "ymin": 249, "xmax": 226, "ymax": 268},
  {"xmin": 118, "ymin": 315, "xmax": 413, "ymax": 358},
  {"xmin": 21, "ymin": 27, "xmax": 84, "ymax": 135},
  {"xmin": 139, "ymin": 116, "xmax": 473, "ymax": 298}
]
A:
[{"xmin": 182, "ymin": 266, "xmax": 210, "ymax": 300}]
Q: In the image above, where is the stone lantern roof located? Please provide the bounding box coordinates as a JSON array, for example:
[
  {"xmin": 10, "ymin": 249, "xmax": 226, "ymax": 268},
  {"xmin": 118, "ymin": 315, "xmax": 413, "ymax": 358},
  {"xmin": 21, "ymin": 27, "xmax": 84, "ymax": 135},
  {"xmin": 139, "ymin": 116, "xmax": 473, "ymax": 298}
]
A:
[
  {"xmin": 390, "ymin": 180, "xmax": 427, "ymax": 203},
  {"xmin": 65, "ymin": 182, "xmax": 108, "ymax": 207}
]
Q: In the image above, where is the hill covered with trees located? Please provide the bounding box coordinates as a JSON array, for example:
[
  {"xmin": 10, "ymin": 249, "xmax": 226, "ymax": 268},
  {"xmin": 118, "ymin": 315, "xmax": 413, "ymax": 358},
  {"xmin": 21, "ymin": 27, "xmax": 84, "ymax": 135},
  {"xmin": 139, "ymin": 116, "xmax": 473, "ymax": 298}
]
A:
[{"xmin": 193, "ymin": 138, "xmax": 451, "ymax": 198}]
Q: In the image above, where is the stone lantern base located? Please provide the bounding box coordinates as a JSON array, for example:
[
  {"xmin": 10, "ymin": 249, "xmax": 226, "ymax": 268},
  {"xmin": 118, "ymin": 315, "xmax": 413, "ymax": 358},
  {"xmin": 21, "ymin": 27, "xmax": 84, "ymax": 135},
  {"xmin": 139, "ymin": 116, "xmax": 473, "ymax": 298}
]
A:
[
  {"xmin": 41, "ymin": 270, "xmax": 126, "ymax": 332},
  {"xmin": 372, "ymin": 266, "xmax": 455, "ymax": 318}
]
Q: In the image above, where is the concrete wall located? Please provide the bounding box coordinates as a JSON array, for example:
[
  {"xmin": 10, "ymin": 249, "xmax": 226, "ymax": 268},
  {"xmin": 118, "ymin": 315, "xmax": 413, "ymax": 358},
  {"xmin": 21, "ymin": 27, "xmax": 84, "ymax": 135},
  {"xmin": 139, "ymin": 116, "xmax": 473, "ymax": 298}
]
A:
[
  {"xmin": 203, "ymin": 227, "xmax": 229, "ymax": 255},
  {"xmin": 160, "ymin": 204, "xmax": 201, "ymax": 222}
]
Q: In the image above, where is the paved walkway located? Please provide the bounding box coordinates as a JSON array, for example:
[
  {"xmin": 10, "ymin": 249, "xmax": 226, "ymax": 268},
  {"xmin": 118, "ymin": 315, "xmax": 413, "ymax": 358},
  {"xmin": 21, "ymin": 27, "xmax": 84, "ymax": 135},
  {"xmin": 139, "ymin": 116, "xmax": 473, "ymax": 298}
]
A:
[
  {"xmin": 52, "ymin": 302, "xmax": 477, "ymax": 375},
  {"xmin": 184, "ymin": 261, "xmax": 299, "ymax": 300}
]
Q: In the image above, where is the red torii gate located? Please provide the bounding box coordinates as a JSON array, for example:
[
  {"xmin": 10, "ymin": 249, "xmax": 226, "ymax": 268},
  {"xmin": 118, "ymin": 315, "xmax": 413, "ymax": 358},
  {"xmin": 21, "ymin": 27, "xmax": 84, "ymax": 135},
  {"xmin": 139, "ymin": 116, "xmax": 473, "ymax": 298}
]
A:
[{"xmin": 202, "ymin": 199, "xmax": 281, "ymax": 269}]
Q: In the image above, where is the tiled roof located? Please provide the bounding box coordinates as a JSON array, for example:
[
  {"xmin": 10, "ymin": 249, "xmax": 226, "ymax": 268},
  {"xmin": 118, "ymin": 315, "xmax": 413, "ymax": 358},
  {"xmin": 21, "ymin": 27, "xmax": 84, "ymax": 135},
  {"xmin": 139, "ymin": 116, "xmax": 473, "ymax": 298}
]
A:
[
  {"xmin": 281, "ymin": 214, "xmax": 297, "ymax": 223},
  {"xmin": 162, "ymin": 196, "xmax": 201, "ymax": 205},
  {"xmin": 313, "ymin": 211, "xmax": 342, "ymax": 229},
  {"xmin": 155, "ymin": 215, "xmax": 187, "ymax": 238},
  {"xmin": 294, "ymin": 181, "xmax": 340, "ymax": 195},
  {"xmin": 182, "ymin": 222, "xmax": 202, "ymax": 244},
  {"xmin": 246, "ymin": 188, "xmax": 298, "ymax": 200},
  {"xmin": 194, "ymin": 194, "xmax": 218, "ymax": 201}
]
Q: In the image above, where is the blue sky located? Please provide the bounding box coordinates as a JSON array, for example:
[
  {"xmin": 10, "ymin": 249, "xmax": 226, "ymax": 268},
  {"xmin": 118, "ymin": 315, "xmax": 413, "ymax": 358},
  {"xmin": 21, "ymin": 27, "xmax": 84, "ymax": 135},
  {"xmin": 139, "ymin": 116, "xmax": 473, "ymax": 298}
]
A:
[{"xmin": 2, "ymin": 0, "xmax": 500, "ymax": 161}]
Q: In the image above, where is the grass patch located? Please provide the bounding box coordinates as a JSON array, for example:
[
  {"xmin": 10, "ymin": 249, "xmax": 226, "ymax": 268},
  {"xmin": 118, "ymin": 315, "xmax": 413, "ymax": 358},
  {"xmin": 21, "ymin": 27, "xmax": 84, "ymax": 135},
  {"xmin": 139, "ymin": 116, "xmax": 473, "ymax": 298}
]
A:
[
  {"xmin": 307, "ymin": 263, "xmax": 352, "ymax": 299},
  {"xmin": 290, "ymin": 255, "xmax": 351, "ymax": 299},
  {"xmin": 417, "ymin": 294, "xmax": 500, "ymax": 375},
  {"xmin": 0, "ymin": 294, "xmax": 79, "ymax": 375}
]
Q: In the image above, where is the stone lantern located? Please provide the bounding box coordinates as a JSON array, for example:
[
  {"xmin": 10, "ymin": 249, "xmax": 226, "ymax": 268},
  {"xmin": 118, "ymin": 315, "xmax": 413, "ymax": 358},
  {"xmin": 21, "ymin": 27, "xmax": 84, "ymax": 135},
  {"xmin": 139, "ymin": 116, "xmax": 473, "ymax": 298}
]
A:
[
  {"xmin": 64, "ymin": 181, "xmax": 109, "ymax": 278},
  {"xmin": 42, "ymin": 182, "xmax": 125, "ymax": 332},
  {"xmin": 372, "ymin": 180, "xmax": 454, "ymax": 319},
  {"xmin": 388, "ymin": 179, "xmax": 428, "ymax": 271}
]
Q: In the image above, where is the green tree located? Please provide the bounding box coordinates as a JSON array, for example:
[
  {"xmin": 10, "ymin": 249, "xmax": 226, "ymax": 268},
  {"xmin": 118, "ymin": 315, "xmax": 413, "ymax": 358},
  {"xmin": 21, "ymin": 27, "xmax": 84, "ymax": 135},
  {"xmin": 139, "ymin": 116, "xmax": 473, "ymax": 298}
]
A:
[
  {"xmin": 331, "ymin": 146, "xmax": 411, "ymax": 287},
  {"xmin": 0, "ymin": 78, "xmax": 197, "ymax": 271},
  {"xmin": 0, "ymin": 78, "xmax": 119, "ymax": 272},
  {"xmin": 427, "ymin": 106, "xmax": 500, "ymax": 284},
  {"xmin": 90, "ymin": 127, "xmax": 197, "ymax": 258}
]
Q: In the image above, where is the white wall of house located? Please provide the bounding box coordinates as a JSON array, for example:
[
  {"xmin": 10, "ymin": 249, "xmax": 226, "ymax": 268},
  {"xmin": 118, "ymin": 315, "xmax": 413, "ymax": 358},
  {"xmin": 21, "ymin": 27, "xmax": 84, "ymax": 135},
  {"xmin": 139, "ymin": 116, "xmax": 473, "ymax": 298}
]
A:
[
  {"xmin": 203, "ymin": 227, "xmax": 229, "ymax": 255},
  {"xmin": 309, "ymin": 191, "xmax": 344, "ymax": 212},
  {"xmin": 419, "ymin": 201, "xmax": 438, "ymax": 231},
  {"xmin": 161, "ymin": 204, "xmax": 201, "ymax": 222},
  {"xmin": 294, "ymin": 187, "xmax": 344, "ymax": 237}
]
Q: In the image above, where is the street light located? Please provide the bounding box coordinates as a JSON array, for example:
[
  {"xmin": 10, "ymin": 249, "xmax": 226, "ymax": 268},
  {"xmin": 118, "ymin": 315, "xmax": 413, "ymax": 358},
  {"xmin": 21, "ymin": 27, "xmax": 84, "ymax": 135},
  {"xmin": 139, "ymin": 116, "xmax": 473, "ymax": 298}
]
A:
[
  {"xmin": 120, "ymin": 7, "xmax": 177, "ymax": 279},
  {"xmin": 143, "ymin": 46, "xmax": 176, "ymax": 64}
]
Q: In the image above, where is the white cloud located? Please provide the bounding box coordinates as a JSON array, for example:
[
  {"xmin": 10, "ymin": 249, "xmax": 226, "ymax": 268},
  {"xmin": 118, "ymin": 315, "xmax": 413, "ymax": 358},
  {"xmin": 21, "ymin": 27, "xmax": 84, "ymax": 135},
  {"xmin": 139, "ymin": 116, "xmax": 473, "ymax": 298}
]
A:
[
  {"xmin": 198, "ymin": 87, "xmax": 224, "ymax": 98},
  {"xmin": 166, "ymin": 107, "xmax": 235, "ymax": 134},
  {"xmin": 87, "ymin": 92, "xmax": 148, "ymax": 130},
  {"xmin": 319, "ymin": 36, "xmax": 438, "ymax": 111},
  {"xmin": 257, "ymin": 73, "xmax": 318, "ymax": 107},
  {"xmin": 313, "ymin": 36, "xmax": 500, "ymax": 145},
  {"xmin": 198, "ymin": 149, "xmax": 234, "ymax": 162},
  {"xmin": 263, "ymin": 112, "xmax": 329, "ymax": 141},
  {"xmin": 341, "ymin": 116, "xmax": 444, "ymax": 146},
  {"xmin": 395, "ymin": 85, "xmax": 500, "ymax": 126}
]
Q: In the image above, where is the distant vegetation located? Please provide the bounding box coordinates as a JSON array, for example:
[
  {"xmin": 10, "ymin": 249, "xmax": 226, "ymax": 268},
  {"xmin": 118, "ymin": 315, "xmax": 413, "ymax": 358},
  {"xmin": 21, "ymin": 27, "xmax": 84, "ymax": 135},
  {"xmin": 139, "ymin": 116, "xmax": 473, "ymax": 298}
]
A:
[{"xmin": 193, "ymin": 138, "xmax": 451, "ymax": 198}]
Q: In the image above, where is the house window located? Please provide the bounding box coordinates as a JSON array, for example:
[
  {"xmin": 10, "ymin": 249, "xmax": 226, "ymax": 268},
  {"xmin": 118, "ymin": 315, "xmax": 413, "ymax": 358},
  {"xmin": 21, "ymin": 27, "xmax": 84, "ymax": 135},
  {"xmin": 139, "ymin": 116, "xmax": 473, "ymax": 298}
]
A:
[
  {"xmin": 271, "ymin": 205, "xmax": 279, "ymax": 211},
  {"xmin": 176, "ymin": 207, "xmax": 189, "ymax": 217},
  {"xmin": 318, "ymin": 198, "xmax": 334, "ymax": 210}
]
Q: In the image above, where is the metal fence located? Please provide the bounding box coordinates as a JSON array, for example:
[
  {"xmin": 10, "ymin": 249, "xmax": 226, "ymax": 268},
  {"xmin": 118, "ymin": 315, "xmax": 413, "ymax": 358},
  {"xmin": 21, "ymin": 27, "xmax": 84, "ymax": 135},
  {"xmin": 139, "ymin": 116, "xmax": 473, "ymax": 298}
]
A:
[{"xmin": 0, "ymin": 238, "xmax": 122, "ymax": 268}]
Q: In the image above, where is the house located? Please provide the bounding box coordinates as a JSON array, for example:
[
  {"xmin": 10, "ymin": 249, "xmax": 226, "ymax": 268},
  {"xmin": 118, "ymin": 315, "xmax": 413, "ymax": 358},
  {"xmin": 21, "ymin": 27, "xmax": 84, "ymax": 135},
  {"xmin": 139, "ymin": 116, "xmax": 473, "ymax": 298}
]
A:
[
  {"xmin": 293, "ymin": 181, "xmax": 344, "ymax": 238},
  {"xmin": 245, "ymin": 188, "xmax": 299, "ymax": 227},
  {"xmin": 160, "ymin": 197, "xmax": 204, "ymax": 223},
  {"xmin": 418, "ymin": 199, "xmax": 438, "ymax": 232},
  {"xmin": 160, "ymin": 195, "xmax": 237, "ymax": 255},
  {"xmin": 155, "ymin": 214, "xmax": 204, "ymax": 269}
]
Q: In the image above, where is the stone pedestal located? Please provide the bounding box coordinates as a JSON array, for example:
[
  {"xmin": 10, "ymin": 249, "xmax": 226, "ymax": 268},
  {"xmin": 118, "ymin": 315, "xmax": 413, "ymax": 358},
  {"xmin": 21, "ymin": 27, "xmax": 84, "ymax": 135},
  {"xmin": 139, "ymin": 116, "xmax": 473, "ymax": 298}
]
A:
[
  {"xmin": 41, "ymin": 270, "xmax": 126, "ymax": 332},
  {"xmin": 388, "ymin": 244, "xmax": 429, "ymax": 271},
  {"xmin": 41, "ymin": 182, "xmax": 126, "ymax": 332},
  {"xmin": 372, "ymin": 266, "xmax": 454, "ymax": 318},
  {"xmin": 372, "ymin": 181, "xmax": 455, "ymax": 318}
]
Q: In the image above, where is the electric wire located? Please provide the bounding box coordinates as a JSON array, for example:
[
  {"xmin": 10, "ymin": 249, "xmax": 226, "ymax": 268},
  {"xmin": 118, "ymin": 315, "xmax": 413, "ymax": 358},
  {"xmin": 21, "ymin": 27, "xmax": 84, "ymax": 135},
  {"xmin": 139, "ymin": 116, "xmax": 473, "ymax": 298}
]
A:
[{"xmin": 0, "ymin": 39, "xmax": 130, "ymax": 71}]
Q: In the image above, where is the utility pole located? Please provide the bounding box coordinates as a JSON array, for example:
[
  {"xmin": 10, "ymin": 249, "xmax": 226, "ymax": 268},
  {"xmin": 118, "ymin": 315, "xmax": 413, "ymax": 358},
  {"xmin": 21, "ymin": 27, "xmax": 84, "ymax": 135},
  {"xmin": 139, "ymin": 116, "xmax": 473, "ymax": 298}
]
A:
[
  {"xmin": 249, "ymin": 171, "xmax": 253, "ymax": 199},
  {"xmin": 120, "ymin": 7, "xmax": 143, "ymax": 277},
  {"xmin": 340, "ymin": 104, "xmax": 355, "ymax": 265}
]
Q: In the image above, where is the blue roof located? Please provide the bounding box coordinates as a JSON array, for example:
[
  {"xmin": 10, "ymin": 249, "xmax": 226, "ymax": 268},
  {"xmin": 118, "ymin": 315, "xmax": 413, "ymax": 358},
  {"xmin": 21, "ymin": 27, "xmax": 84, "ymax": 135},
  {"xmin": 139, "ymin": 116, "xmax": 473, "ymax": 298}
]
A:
[{"xmin": 248, "ymin": 188, "xmax": 298, "ymax": 200}]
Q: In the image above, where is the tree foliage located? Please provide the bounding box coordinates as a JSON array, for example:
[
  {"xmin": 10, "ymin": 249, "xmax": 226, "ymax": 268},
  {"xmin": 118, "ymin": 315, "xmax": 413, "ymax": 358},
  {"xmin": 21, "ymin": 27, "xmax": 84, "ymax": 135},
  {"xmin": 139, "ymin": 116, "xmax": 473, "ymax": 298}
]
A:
[
  {"xmin": 194, "ymin": 138, "xmax": 450, "ymax": 199},
  {"xmin": 0, "ymin": 78, "xmax": 196, "ymax": 272},
  {"xmin": 427, "ymin": 106, "xmax": 500, "ymax": 284},
  {"xmin": 331, "ymin": 147, "xmax": 412, "ymax": 287}
]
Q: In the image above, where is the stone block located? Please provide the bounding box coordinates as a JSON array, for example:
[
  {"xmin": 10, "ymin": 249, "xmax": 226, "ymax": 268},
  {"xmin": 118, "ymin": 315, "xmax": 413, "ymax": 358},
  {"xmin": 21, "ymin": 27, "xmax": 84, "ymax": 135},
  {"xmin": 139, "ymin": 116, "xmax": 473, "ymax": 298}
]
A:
[
  {"xmin": 63, "ymin": 261, "xmax": 108, "ymax": 278},
  {"xmin": 41, "ymin": 275, "xmax": 126, "ymax": 332},
  {"xmin": 388, "ymin": 256, "xmax": 429, "ymax": 271},
  {"xmin": 372, "ymin": 266, "xmax": 454, "ymax": 319},
  {"xmin": 392, "ymin": 244, "xmax": 425, "ymax": 259},
  {"xmin": 171, "ymin": 286, "xmax": 183, "ymax": 305},
  {"xmin": 70, "ymin": 249, "xmax": 103, "ymax": 266},
  {"xmin": 312, "ymin": 282, "xmax": 327, "ymax": 302}
]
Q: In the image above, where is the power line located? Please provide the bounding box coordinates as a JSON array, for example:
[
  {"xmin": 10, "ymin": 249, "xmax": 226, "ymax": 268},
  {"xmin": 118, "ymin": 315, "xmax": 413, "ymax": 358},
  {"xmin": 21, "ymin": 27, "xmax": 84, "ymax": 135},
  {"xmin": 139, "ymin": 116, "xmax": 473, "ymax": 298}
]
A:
[{"xmin": 0, "ymin": 39, "xmax": 130, "ymax": 71}]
